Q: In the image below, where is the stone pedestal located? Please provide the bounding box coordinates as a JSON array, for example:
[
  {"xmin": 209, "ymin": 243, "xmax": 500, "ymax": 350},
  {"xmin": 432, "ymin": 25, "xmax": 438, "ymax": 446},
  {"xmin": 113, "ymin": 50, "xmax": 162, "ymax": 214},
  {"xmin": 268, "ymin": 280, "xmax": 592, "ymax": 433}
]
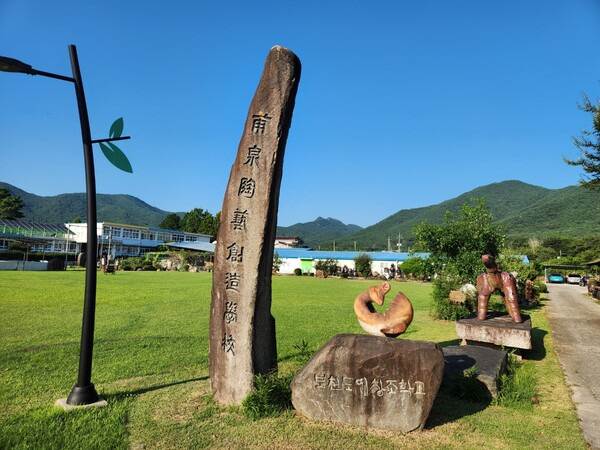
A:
[
  {"xmin": 442, "ymin": 345, "xmax": 508, "ymax": 397},
  {"xmin": 456, "ymin": 313, "xmax": 532, "ymax": 350},
  {"xmin": 291, "ymin": 334, "xmax": 444, "ymax": 433}
]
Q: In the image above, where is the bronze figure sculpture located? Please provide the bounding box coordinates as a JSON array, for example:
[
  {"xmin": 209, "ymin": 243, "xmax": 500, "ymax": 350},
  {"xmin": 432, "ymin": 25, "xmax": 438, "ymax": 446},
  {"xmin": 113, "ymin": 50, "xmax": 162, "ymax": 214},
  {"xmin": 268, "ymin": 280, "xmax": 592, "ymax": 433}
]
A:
[
  {"xmin": 476, "ymin": 255, "xmax": 522, "ymax": 323},
  {"xmin": 354, "ymin": 282, "xmax": 414, "ymax": 337}
]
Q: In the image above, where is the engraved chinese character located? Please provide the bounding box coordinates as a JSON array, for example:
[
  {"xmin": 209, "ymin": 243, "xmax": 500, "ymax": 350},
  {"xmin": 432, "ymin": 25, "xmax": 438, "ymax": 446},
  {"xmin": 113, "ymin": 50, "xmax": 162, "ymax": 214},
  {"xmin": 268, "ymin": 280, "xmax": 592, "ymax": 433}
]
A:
[
  {"xmin": 327, "ymin": 376, "xmax": 341, "ymax": 390},
  {"xmin": 314, "ymin": 374, "xmax": 326, "ymax": 389},
  {"xmin": 415, "ymin": 381, "xmax": 425, "ymax": 395},
  {"xmin": 385, "ymin": 379, "xmax": 399, "ymax": 394},
  {"xmin": 231, "ymin": 208, "xmax": 248, "ymax": 231},
  {"xmin": 224, "ymin": 301, "xmax": 237, "ymax": 324},
  {"xmin": 238, "ymin": 178, "xmax": 256, "ymax": 198},
  {"xmin": 221, "ymin": 333, "xmax": 236, "ymax": 355},
  {"xmin": 355, "ymin": 377, "xmax": 369, "ymax": 397},
  {"xmin": 226, "ymin": 243, "xmax": 244, "ymax": 262},
  {"xmin": 342, "ymin": 376, "xmax": 354, "ymax": 392},
  {"xmin": 244, "ymin": 145, "xmax": 261, "ymax": 167},
  {"xmin": 370, "ymin": 379, "xmax": 384, "ymax": 397},
  {"xmin": 251, "ymin": 112, "xmax": 271, "ymax": 134},
  {"xmin": 225, "ymin": 272, "xmax": 240, "ymax": 291}
]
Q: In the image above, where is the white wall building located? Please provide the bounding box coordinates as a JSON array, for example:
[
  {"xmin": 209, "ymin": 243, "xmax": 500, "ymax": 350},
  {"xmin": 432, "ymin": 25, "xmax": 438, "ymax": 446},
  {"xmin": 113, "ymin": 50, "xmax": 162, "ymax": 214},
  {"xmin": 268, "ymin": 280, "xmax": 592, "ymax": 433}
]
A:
[
  {"xmin": 67, "ymin": 222, "xmax": 212, "ymax": 258},
  {"xmin": 0, "ymin": 219, "xmax": 211, "ymax": 260},
  {"xmin": 274, "ymin": 248, "xmax": 430, "ymax": 275}
]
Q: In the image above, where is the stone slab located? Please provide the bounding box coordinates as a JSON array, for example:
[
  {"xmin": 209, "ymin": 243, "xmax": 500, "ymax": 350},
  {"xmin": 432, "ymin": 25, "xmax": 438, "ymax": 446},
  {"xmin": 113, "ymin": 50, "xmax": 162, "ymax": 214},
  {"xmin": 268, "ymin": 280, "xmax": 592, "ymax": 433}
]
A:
[
  {"xmin": 442, "ymin": 345, "xmax": 508, "ymax": 397},
  {"xmin": 291, "ymin": 334, "xmax": 444, "ymax": 433},
  {"xmin": 456, "ymin": 312, "xmax": 532, "ymax": 350}
]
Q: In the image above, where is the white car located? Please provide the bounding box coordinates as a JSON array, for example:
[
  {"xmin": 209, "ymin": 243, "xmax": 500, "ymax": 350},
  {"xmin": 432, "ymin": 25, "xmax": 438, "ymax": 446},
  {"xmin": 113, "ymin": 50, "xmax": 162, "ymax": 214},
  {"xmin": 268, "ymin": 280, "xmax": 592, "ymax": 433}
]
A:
[{"xmin": 566, "ymin": 273, "xmax": 582, "ymax": 285}]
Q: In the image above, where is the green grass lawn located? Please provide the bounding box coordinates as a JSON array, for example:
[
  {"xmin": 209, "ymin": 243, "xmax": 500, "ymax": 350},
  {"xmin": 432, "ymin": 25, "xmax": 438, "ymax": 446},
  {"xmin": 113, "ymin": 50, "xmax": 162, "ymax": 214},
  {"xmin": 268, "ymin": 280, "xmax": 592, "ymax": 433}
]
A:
[{"xmin": 0, "ymin": 271, "xmax": 586, "ymax": 449}]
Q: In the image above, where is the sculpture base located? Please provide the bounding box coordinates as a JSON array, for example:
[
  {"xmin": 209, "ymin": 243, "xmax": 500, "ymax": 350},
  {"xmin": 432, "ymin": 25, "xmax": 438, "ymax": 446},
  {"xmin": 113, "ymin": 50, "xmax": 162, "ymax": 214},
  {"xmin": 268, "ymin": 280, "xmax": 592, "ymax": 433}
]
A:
[{"xmin": 456, "ymin": 312, "xmax": 532, "ymax": 350}]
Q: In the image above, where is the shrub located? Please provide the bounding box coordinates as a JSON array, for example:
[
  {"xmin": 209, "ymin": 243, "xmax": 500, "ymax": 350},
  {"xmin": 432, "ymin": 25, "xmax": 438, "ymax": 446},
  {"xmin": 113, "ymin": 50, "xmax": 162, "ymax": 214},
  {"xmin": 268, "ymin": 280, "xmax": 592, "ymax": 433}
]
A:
[
  {"xmin": 242, "ymin": 374, "xmax": 293, "ymax": 420},
  {"xmin": 431, "ymin": 274, "xmax": 472, "ymax": 320},
  {"xmin": 315, "ymin": 259, "xmax": 338, "ymax": 276},
  {"xmin": 354, "ymin": 253, "xmax": 372, "ymax": 278},
  {"xmin": 533, "ymin": 280, "xmax": 548, "ymax": 294},
  {"xmin": 399, "ymin": 257, "xmax": 426, "ymax": 279},
  {"xmin": 293, "ymin": 268, "xmax": 302, "ymax": 276},
  {"xmin": 181, "ymin": 263, "xmax": 190, "ymax": 272}
]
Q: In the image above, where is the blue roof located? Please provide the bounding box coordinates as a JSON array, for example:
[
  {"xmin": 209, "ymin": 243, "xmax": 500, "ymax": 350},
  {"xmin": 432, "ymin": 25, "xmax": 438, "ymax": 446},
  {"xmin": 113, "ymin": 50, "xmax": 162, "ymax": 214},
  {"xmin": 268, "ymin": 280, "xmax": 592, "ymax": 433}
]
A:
[
  {"xmin": 273, "ymin": 248, "xmax": 429, "ymax": 262},
  {"xmin": 165, "ymin": 241, "xmax": 216, "ymax": 252}
]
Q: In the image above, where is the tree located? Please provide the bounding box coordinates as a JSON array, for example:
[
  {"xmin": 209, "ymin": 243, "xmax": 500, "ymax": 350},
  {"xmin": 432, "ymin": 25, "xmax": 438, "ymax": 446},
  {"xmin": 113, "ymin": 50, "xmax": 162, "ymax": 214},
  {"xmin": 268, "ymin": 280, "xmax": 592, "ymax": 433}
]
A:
[
  {"xmin": 0, "ymin": 188, "xmax": 24, "ymax": 220},
  {"xmin": 413, "ymin": 198, "xmax": 505, "ymax": 284},
  {"xmin": 564, "ymin": 93, "xmax": 600, "ymax": 190},
  {"xmin": 159, "ymin": 213, "xmax": 182, "ymax": 231},
  {"xmin": 182, "ymin": 208, "xmax": 220, "ymax": 239},
  {"xmin": 353, "ymin": 253, "xmax": 372, "ymax": 278}
]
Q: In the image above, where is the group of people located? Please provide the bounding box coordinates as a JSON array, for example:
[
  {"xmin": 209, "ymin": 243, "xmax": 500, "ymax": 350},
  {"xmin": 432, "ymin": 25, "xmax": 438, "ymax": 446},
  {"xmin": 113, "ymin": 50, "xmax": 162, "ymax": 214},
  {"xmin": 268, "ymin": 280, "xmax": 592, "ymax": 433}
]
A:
[{"xmin": 99, "ymin": 254, "xmax": 120, "ymax": 274}]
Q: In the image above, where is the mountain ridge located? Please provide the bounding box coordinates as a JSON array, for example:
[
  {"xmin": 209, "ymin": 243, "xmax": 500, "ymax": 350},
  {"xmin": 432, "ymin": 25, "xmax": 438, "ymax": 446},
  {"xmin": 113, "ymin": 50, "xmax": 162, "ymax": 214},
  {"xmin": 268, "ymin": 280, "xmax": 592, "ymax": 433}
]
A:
[{"xmin": 2, "ymin": 180, "xmax": 598, "ymax": 248}]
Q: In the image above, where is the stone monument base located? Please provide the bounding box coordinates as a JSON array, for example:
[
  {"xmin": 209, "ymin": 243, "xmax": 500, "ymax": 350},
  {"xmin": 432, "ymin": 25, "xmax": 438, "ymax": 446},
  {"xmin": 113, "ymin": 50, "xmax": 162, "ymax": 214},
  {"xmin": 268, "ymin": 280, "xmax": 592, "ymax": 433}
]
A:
[
  {"xmin": 291, "ymin": 334, "xmax": 444, "ymax": 433},
  {"xmin": 442, "ymin": 345, "xmax": 508, "ymax": 397},
  {"xmin": 456, "ymin": 312, "xmax": 532, "ymax": 350}
]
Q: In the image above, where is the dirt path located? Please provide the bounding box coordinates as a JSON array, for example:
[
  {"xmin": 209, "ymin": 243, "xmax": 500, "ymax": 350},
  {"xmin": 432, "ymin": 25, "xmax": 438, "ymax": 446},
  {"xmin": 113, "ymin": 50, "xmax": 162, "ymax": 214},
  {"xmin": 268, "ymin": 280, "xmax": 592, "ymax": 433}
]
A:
[{"xmin": 546, "ymin": 283, "xmax": 600, "ymax": 449}]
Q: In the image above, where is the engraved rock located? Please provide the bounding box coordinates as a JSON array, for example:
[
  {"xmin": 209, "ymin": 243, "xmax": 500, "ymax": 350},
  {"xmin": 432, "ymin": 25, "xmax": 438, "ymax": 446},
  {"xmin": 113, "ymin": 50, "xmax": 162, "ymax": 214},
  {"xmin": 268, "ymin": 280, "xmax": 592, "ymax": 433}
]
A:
[
  {"xmin": 291, "ymin": 334, "xmax": 444, "ymax": 433},
  {"xmin": 209, "ymin": 46, "xmax": 301, "ymax": 405}
]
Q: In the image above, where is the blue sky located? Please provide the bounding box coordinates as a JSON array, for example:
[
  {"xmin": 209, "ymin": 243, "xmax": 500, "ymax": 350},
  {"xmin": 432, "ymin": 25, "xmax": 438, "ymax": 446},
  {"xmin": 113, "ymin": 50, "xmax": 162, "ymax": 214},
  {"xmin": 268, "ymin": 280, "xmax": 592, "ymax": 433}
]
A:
[{"xmin": 1, "ymin": 1, "xmax": 599, "ymax": 228}]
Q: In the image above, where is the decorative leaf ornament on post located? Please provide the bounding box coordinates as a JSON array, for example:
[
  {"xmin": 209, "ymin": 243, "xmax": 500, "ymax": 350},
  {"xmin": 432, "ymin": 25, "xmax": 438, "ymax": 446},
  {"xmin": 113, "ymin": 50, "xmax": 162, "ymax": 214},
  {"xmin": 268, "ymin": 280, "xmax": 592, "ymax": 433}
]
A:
[
  {"xmin": 96, "ymin": 118, "xmax": 133, "ymax": 173},
  {"xmin": 0, "ymin": 45, "xmax": 132, "ymax": 407}
]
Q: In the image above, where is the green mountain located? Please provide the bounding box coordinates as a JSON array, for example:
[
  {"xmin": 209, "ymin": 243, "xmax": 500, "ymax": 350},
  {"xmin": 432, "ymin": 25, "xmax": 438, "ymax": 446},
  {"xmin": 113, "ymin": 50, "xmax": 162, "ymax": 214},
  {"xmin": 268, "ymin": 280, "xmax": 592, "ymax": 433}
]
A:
[
  {"xmin": 0, "ymin": 182, "xmax": 172, "ymax": 227},
  {"xmin": 329, "ymin": 180, "xmax": 600, "ymax": 251},
  {"xmin": 276, "ymin": 217, "xmax": 362, "ymax": 247}
]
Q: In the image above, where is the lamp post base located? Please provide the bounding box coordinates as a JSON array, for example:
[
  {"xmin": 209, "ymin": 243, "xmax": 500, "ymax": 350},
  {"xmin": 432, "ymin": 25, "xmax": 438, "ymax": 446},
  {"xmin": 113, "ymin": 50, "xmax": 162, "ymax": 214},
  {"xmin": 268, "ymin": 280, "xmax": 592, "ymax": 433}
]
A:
[
  {"xmin": 65, "ymin": 383, "xmax": 101, "ymax": 406},
  {"xmin": 56, "ymin": 396, "xmax": 107, "ymax": 410}
]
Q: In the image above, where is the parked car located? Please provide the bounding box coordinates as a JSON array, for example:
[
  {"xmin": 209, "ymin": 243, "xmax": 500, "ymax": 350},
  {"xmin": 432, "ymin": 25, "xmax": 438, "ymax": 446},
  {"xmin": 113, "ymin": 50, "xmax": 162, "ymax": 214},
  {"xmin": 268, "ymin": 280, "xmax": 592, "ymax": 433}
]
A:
[
  {"xmin": 548, "ymin": 273, "xmax": 564, "ymax": 283},
  {"xmin": 580, "ymin": 275, "xmax": 591, "ymax": 287},
  {"xmin": 566, "ymin": 273, "xmax": 582, "ymax": 285}
]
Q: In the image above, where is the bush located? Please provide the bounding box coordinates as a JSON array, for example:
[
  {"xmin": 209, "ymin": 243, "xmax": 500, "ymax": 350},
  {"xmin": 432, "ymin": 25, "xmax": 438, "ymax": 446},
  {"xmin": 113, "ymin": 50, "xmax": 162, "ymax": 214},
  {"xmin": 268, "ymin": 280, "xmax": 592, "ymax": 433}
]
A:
[
  {"xmin": 293, "ymin": 268, "xmax": 302, "ymax": 276},
  {"xmin": 315, "ymin": 259, "xmax": 338, "ymax": 276},
  {"xmin": 399, "ymin": 257, "xmax": 426, "ymax": 279},
  {"xmin": 181, "ymin": 263, "xmax": 190, "ymax": 272},
  {"xmin": 431, "ymin": 274, "xmax": 472, "ymax": 320},
  {"xmin": 354, "ymin": 253, "xmax": 372, "ymax": 278},
  {"xmin": 242, "ymin": 374, "xmax": 293, "ymax": 420},
  {"xmin": 533, "ymin": 280, "xmax": 548, "ymax": 294}
]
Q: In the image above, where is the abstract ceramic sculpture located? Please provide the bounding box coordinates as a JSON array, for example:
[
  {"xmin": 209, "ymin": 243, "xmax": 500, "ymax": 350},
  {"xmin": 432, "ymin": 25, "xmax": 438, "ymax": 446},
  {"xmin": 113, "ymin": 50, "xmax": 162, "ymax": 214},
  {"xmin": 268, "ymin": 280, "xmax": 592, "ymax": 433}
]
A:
[{"xmin": 354, "ymin": 282, "xmax": 414, "ymax": 337}]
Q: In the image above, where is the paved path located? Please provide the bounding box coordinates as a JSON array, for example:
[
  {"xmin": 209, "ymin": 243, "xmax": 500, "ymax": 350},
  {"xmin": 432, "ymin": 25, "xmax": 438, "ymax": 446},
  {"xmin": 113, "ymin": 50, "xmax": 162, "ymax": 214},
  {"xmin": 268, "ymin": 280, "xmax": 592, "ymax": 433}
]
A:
[{"xmin": 546, "ymin": 283, "xmax": 600, "ymax": 449}]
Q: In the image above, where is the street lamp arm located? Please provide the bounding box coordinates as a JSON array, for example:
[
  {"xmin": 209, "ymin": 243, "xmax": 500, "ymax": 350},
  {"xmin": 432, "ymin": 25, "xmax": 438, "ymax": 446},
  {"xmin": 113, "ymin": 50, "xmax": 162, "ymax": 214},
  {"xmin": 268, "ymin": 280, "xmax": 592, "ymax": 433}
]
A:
[
  {"xmin": 0, "ymin": 55, "xmax": 74, "ymax": 82},
  {"xmin": 31, "ymin": 68, "xmax": 75, "ymax": 83}
]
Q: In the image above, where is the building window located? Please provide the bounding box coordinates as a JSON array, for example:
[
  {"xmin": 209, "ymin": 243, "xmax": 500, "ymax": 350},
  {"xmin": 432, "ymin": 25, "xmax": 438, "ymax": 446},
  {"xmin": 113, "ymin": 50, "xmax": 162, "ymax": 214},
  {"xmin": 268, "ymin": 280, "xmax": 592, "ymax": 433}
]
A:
[{"xmin": 141, "ymin": 231, "xmax": 156, "ymax": 241}]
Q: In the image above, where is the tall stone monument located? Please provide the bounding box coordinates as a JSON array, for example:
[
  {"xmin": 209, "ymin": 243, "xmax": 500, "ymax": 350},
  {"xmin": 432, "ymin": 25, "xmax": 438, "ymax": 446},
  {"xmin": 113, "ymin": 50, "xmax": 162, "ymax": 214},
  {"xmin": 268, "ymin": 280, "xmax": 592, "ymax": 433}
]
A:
[{"xmin": 209, "ymin": 46, "xmax": 301, "ymax": 405}]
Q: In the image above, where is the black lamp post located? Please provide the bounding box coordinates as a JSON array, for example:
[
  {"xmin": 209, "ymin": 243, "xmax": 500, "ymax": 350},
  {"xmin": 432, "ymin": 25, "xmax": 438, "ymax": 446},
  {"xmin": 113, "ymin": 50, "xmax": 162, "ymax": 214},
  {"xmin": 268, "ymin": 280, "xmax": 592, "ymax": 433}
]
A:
[{"xmin": 0, "ymin": 45, "xmax": 130, "ymax": 406}]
